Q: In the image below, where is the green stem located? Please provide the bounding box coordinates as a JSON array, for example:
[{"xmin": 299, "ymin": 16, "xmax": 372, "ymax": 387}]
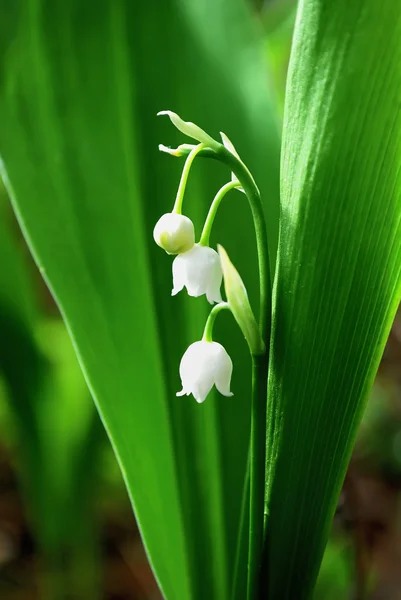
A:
[
  {"xmin": 202, "ymin": 302, "xmax": 230, "ymax": 342},
  {"xmin": 215, "ymin": 146, "xmax": 271, "ymax": 599},
  {"xmin": 199, "ymin": 181, "xmax": 241, "ymax": 246},
  {"xmin": 231, "ymin": 452, "xmax": 250, "ymax": 600},
  {"xmin": 248, "ymin": 352, "xmax": 269, "ymax": 599},
  {"xmin": 173, "ymin": 143, "xmax": 205, "ymax": 214},
  {"xmin": 216, "ymin": 146, "xmax": 271, "ymax": 340}
]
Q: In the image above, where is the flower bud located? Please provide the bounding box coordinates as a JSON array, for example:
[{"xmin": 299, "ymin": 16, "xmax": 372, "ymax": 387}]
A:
[
  {"xmin": 172, "ymin": 244, "xmax": 223, "ymax": 304},
  {"xmin": 159, "ymin": 143, "xmax": 196, "ymax": 157},
  {"xmin": 218, "ymin": 245, "xmax": 264, "ymax": 355},
  {"xmin": 153, "ymin": 213, "xmax": 195, "ymax": 255},
  {"xmin": 158, "ymin": 110, "xmax": 220, "ymax": 151},
  {"xmin": 177, "ymin": 340, "xmax": 233, "ymax": 403}
]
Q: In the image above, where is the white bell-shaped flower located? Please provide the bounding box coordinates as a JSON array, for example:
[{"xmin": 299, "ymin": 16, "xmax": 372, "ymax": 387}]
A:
[
  {"xmin": 172, "ymin": 244, "xmax": 223, "ymax": 304},
  {"xmin": 153, "ymin": 213, "xmax": 195, "ymax": 255},
  {"xmin": 177, "ymin": 340, "xmax": 233, "ymax": 403}
]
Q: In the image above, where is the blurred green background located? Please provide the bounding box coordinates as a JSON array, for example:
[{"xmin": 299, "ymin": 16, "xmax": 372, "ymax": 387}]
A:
[{"xmin": 0, "ymin": 1, "xmax": 401, "ymax": 599}]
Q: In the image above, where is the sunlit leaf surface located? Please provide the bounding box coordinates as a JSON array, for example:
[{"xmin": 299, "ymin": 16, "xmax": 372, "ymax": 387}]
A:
[
  {"xmin": 0, "ymin": 1, "xmax": 281, "ymax": 597},
  {"xmin": 265, "ymin": 1, "xmax": 401, "ymax": 598}
]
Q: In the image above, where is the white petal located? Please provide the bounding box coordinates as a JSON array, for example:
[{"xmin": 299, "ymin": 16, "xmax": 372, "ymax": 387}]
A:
[
  {"xmin": 179, "ymin": 341, "xmax": 215, "ymax": 386},
  {"xmin": 206, "ymin": 288, "xmax": 222, "ymax": 305},
  {"xmin": 182, "ymin": 246, "xmax": 211, "ymax": 296},
  {"xmin": 205, "ymin": 256, "xmax": 223, "ymax": 304},
  {"xmin": 213, "ymin": 343, "xmax": 234, "ymax": 397},
  {"xmin": 176, "ymin": 245, "xmax": 222, "ymax": 302},
  {"xmin": 191, "ymin": 378, "xmax": 215, "ymax": 403},
  {"xmin": 178, "ymin": 341, "xmax": 216, "ymax": 402},
  {"xmin": 172, "ymin": 255, "xmax": 185, "ymax": 296}
]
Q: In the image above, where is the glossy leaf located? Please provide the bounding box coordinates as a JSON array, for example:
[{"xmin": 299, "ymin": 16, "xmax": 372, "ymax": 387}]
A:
[
  {"xmin": 0, "ymin": 1, "xmax": 281, "ymax": 598},
  {"xmin": 265, "ymin": 1, "xmax": 401, "ymax": 598}
]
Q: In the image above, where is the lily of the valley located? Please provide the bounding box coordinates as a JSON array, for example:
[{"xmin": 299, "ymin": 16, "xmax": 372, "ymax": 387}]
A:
[
  {"xmin": 172, "ymin": 244, "xmax": 223, "ymax": 304},
  {"xmin": 177, "ymin": 340, "xmax": 233, "ymax": 403},
  {"xmin": 153, "ymin": 213, "xmax": 195, "ymax": 255}
]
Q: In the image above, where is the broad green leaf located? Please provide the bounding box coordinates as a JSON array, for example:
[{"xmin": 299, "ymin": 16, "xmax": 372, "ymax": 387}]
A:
[
  {"xmin": 0, "ymin": 188, "xmax": 102, "ymax": 597},
  {"xmin": 0, "ymin": 201, "xmax": 43, "ymax": 484},
  {"xmin": 0, "ymin": 1, "xmax": 281, "ymax": 598},
  {"xmin": 265, "ymin": 1, "xmax": 401, "ymax": 598},
  {"xmin": 35, "ymin": 319, "xmax": 103, "ymax": 599}
]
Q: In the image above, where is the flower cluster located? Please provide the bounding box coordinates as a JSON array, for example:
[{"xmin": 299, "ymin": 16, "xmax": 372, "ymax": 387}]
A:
[{"xmin": 154, "ymin": 111, "xmax": 262, "ymax": 403}]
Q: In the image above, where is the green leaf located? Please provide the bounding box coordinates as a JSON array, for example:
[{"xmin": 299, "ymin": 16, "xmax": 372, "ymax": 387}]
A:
[
  {"xmin": 0, "ymin": 197, "xmax": 103, "ymax": 598},
  {"xmin": 0, "ymin": 1, "xmax": 281, "ymax": 598},
  {"xmin": 265, "ymin": 1, "xmax": 401, "ymax": 598},
  {"xmin": 0, "ymin": 200, "xmax": 43, "ymax": 476},
  {"xmin": 35, "ymin": 319, "xmax": 103, "ymax": 599}
]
